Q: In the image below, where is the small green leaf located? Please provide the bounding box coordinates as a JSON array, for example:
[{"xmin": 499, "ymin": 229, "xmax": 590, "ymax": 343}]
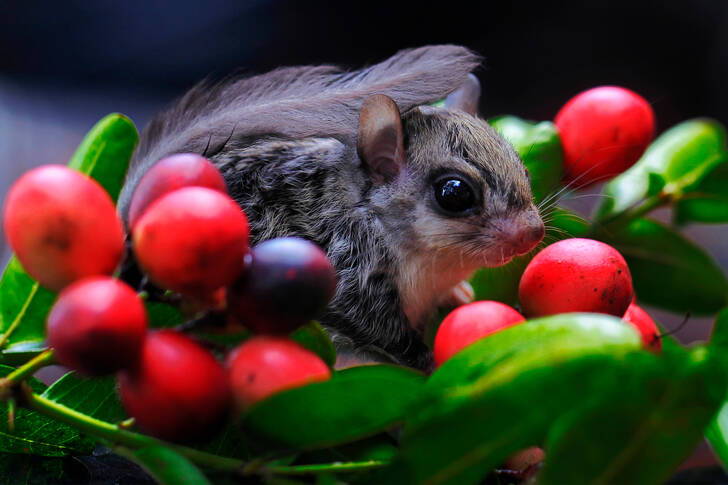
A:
[
  {"xmin": 243, "ymin": 365, "xmax": 425, "ymax": 450},
  {"xmin": 489, "ymin": 116, "xmax": 563, "ymax": 203},
  {"xmin": 41, "ymin": 372, "xmax": 126, "ymax": 424},
  {"xmin": 602, "ymin": 218, "xmax": 728, "ymax": 315},
  {"xmin": 0, "ymin": 366, "xmax": 93, "ymax": 456},
  {"xmin": 67, "ymin": 113, "xmax": 138, "ymax": 203},
  {"xmin": 0, "ymin": 342, "xmax": 47, "ymax": 367},
  {"xmin": 541, "ymin": 347, "xmax": 726, "ymax": 485},
  {"xmin": 145, "ymin": 302, "xmax": 184, "ymax": 329},
  {"xmin": 380, "ymin": 314, "xmax": 642, "ymax": 485},
  {"xmin": 290, "ymin": 322, "xmax": 336, "ymax": 368},
  {"xmin": 124, "ymin": 446, "xmax": 211, "ymax": 485},
  {"xmin": 598, "ymin": 118, "xmax": 727, "ymax": 221},
  {"xmin": 0, "ymin": 256, "xmax": 56, "ymax": 349},
  {"xmin": 675, "ymin": 160, "xmax": 728, "ymax": 224}
]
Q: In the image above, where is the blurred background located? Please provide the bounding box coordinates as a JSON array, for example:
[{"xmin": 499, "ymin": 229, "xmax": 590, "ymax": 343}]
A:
[{"xmin": 1, "ymin": 0, "xmax": 727, "ymax": 345}]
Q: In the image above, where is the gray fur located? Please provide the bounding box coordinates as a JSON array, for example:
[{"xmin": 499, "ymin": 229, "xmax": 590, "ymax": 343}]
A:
[{"xmin": 120, "ymin": 46, "xmax": 542, "ymax": 371}]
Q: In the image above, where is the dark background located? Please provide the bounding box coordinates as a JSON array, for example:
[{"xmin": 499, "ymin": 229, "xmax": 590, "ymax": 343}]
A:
[{"xmin": 0, "ymin": 0, "xmax": 727, "ymax": 475}]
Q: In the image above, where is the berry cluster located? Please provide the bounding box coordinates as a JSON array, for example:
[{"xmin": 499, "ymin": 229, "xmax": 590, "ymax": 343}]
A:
[
  {"xmin": 434, "ymin": 238, "xmax": 662, "ymax": 367},
  {"xmin": 3, "ymin": 153, "xmax": 337, "ymax": 443}
]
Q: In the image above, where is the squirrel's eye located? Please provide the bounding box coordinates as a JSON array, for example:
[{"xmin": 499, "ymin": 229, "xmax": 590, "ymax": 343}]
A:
[{"xmin": 434, "ymin": 178, "xmax": 476, "ymax": 214}]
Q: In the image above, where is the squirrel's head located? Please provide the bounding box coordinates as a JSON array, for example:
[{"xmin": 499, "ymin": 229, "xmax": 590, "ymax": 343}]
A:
[{"xmin": 356, "ymin": 86, "xmax": 544, "ymax": 275}]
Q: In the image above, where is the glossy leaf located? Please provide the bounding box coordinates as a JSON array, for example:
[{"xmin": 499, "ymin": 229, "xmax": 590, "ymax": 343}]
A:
[
  {"xmin": 41, "ymin": 372, "xmax": 126, "ymax": 424},
  {"xmin": 489, "ymin": 116, "xmax": 563, "ymax": 203},
  {"xmin": 469, "ymin": 207, "xmax": 588, "ymax": 305},
  {"xmin": 383, "ymin": 314, "xmax": 641, "ymax": 485},
  {"xmin": 540, "ymin": 347, "xmax": 726, "ymax": 485},
  {"xmin": 243, "ymin": 365, "xmax": 425, "ymax": 450},
  {"xmin": 602, "ymin": 218, "xmax": 728, "ymax": 315},
  {"xmin": 127, "ymin": 446, "xmax": 211, "ymax": 485},
  {"xmin": 0, "ymin": 366, "xmax": 93, "ymax": 456},
  {"xmin": 67, "ymin": 113, "xmax": 138, "ymax": 203},
  {"xmin": 290, "ymin": 322, "xmax": 336, "ymax": 368},
  {"xmin": 145, "ymin": 302, "xmax": 184, "ymax": 329},
  {"xmin": 598, "ymin": 118, "xmax": 727, "ymax": 221},
  {"xmin": 705, "ymin": 307, "xmax": 728, "ymax": 467},
  {"xmin": 674, "ymin": 159, "xmax": 728, "ymax": 224},
  {"xmin": 0, "ymin": 257, "xmax": 56, "ymax": 348},
  {"xmin": 0, "ymin": 341, "xmax": 46, "ymax": 367}
]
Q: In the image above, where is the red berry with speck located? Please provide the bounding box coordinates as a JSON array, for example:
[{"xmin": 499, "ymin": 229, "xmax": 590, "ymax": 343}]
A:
[
  {"xmin": 3, "ymin": 165, "xmax": 125, "ymax": 291},
  {"xmin": 127, "ymin": 153, "xmax": 227, "ymax": 229},
  {"xmin": 434, "ymin": 301, "xmax": 526, "ymax": 367},
  {"xmin": 518, "ymin": 238, "xmax": 633, "ymax": 318},
  {"xmin": 227, "ymin": 336, "xmax": 331, "ymax": 412},
  {"xmin": 227, "ymin": 237, "xmax": 337, "ymax": 334},
  {"xmin": 623, "ymin": 302, "xmax": 661, "ymax": 351},
  {"xmin": 117, "ymin": 330, "xmax": 231, "ymax": 443},
  {"xmin": 555, "ymin": 86, "xmax": 655, "ymax": 188},
  {"xmin": 132, "ymin": 187, "xmax": 249, "ymax": 298},
  {"xmin": 47, "ymin": 277, "xmax": 147, "ymax": 376}
]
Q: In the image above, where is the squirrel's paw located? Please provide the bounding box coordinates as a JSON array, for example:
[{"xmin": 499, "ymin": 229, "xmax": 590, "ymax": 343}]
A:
[{"xmin": 444, "ymin": 280, "xmax": 474, "ymax": 308}]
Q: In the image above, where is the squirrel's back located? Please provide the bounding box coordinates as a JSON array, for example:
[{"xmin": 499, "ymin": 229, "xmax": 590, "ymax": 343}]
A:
[{"xmin": 118, "ymin": 45, "xmax": 480, "ymax": 216}]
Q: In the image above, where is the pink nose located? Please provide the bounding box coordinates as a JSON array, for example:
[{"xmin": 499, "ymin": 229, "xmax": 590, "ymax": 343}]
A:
[
  {"xmin": 495, "ymin": 212, "xmax": 545, "ymax": 257},
  {"xmin": 512, "ymin": 221, "xmax": 545, "ymax": 255}
]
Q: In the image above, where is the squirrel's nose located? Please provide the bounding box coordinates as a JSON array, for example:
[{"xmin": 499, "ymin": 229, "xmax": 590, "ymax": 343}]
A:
[
  {"xmin": 494, "ymin": 211, "xmax": 545, "ymax": 257},
  {"xmin": 513, "ymin": 220, "xmax": 545, "ymax": 255}
]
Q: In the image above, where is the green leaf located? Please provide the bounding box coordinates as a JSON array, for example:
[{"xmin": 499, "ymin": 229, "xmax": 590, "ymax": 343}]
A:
[
  {"xmin": 540, "ymin": 347, "xmax": 726, "ymax": 485},
  {"xmin": 123, "ymin": 446, "xmax": 211, "ymax": 485},
  {"xmin": 704, "ymin": 307, "xmax": 728, "ymax": 467},
  {"xmin": 598, "ymin": 118, "xmax": 727, "ymax": 221},
  {"xmin": 145, "ymin": 302, "xmax": 184, "ymax": 329},
  {"xmin": 469, "ymin": 207, "xmax": 588, "ymax": 305},
  {"xmin": 67, "ymin": 113, "xmax": 138, "ymax": 203},
  {"xmin": 0, "ymin": 366, "xmax": 93, "ymax": 456},
  {"xmin": 602, "ymin": 218, "xmax": 728, "ymax": 315},
  {"xmin": 0, "ymin": 342, "xmax": 47, "ymax": 367},
  {"xmin": 243, "ymin": 365, "xmax": 425, "ymax": 450},
  {"xmin": 290, "ymin": 322, "xmax": 336, "ymax": 368},
  {"xmin": 0, "ymin": 257, "xmax": 56, "ymax": 349},
  {"xmin": 489, "ymin": 116, "xmax": 563, "ymax": 203},
  {"xmin": 41, "ymin": 372, "xmax": 126, "ymax": 424},
  {"xmin": 381, "ymin": 313, "xmax": 642, "ymax": 485},
  {"xmin": 675, "ymin": 159, "xmax": 728, "ymax": 224}
]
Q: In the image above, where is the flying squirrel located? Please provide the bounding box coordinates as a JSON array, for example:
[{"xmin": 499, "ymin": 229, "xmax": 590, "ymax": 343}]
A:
[{"xmin": 118, "ymin": 45, "xmax": 545, "ymax": 372}]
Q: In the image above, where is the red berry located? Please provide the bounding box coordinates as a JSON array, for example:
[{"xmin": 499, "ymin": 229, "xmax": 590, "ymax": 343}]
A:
[
  {"xmin": 434, "ymin": 301, "xmax": 526, "ymax": 367},
  {"xmin": 118, "ymin": 330, "xmax": 231, "ymax": 443},
  {"xmin": 623, "ymin": 302, "xmax": 661, "ymax": 351},
  {"xmin": 555, "ymin": 86, "xmax": 655, "ymax": 188},
  {"xmin": 228, "ymin": 238, "xmax": 337, "ymax": 334},
  {"xmin": 518, "ymin": 238, "xmax": 633, "ymax": 318},
  {"xmin": 127, "ymin": 154, "xmax": 227, "ymax": 229},
  {"xmin": 132, "ymin": 187, "xmax": 249, "ymax": 297},
  {"xmin": 227, "ymin": 336, "xmax": 331, "ymax": 412},
  {"xmin": 47, "ymin": 277, "xmax": 147, "ymax": 376},
  {"xmin": 3, "ymin": 165, "xmax": 125, "ymax": 291}
]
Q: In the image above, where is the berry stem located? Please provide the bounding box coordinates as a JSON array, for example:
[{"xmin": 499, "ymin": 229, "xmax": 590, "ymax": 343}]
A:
[
  {"xmin": 0, "ymin": 349, "xmax": 55, "ymax": 390},
  {"xmin": 593, "ymin": 193, "xmax": 667, "ymax": 236},
  {"xmin": 21, "ymin": 389, "xmax": 245, "ymax": 472},
  {"xmin": 263, "ymin": 460, "xmax": 389, "ymax": 475}
]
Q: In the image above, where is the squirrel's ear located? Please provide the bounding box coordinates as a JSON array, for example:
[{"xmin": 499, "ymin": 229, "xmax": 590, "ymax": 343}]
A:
[
  {"xmin": 357, "ymin": 94, "xmax": 406, "ymax": 185},
  {"xmin": 444, "ymin": 73, "xmax": 481, "ymax": 116}
]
